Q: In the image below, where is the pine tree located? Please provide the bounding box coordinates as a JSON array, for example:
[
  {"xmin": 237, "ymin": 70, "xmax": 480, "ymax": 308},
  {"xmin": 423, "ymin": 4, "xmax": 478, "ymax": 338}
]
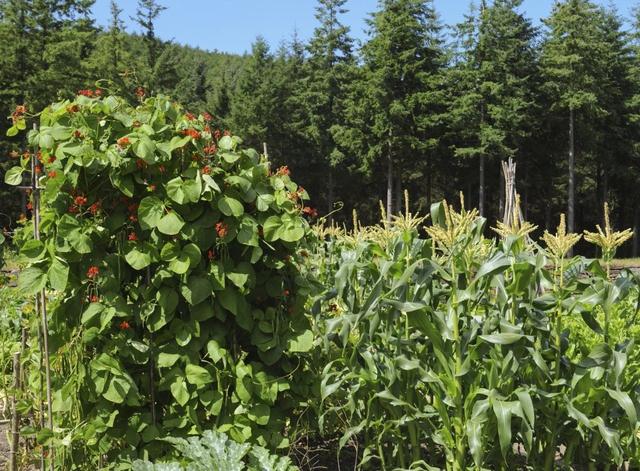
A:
[
  {"xmin": 449, "ymin": 0, "xmax": 537, "ymax": 218},
  {"xmin": 344, "ymin": 0, "xmax": 445, "ymax": 217},
  {"xmin": 133, "ymin": 0, "xmax": 166, "ymax": 89},
  {"xmin": 229, "ymin": 37, "xmax": 275, "ymax": 151},
  {"xmin": 303, "ymin": 0, "xmax": 355, "ymax": 214},
  {"xmin": 108, "ymin": 0, "xmax": 125, "ymax": 74},
  {"xmin": 86, "ymin": 0, "xmax": 129, "ymax": 91},
  {"xmin": 174, "ymin": 55, "xmax": 210, "ymax": 112},
  {"xmin": 540, "ymin": 0, "xmax": 609, "ymax": 234}
]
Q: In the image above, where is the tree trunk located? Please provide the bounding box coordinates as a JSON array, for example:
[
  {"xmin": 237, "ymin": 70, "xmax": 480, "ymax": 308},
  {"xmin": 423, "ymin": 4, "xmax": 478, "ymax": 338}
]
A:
[
  {"xmin": 386, "ymin": 155, "xmax": 393, "ymax": 222},
  {"xmin": 479, "ymin": 153, "xmax": 485, "ymax": 217},
  {"xmin": 568, "ymin": 107, "xmax": 575, "ymax": 234},
  {"xmin": 395, "ymin": 170, "xmax": 402, "ymax": 215},
  {"xmin": 427, "ymin": 156, "xmax": 433, "ymax": 208},
  {"xmin": 499, "ymin": 161, "xmax": 505, "ymax": 220},
  {"xmin": 602, "ymin": 165, "xmax": 609, "ymax": 209},
  {"xmin": 327, "ymin": 169, "xmax": 334, "ymax": 223},
  {"xmin": 523, "ymin": 158, "xmax": 528, "ymax": 220},
  {"xmin": 633, "ymin": 206, "xmax": 639, "ymax": 258}
]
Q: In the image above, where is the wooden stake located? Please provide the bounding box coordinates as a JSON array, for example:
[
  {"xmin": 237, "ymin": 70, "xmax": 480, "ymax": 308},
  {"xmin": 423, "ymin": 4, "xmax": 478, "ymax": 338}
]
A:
[{"xmin": 9, "ymin": 352, "xmax": 21, "ymax": 471}]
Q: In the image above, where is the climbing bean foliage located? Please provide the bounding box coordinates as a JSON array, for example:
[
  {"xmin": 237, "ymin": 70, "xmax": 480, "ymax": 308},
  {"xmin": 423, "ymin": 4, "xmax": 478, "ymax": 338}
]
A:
[
  {"xmin": 5, "ymin": 94, "xmax": 315, "ymax": 467},
  {"xmin": 311, "ymin": 203, "xmax": 640, "ymax": 470}
]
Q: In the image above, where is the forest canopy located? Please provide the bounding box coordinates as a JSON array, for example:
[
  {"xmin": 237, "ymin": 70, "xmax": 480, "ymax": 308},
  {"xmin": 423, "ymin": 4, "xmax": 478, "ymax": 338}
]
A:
[{"xmin": 1, "ymin": 0, "xmax": 640, "ymax": 257}]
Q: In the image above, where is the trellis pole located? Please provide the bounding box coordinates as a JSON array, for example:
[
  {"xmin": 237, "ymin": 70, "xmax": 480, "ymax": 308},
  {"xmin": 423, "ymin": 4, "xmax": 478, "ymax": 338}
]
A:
[
  {"xmin": 29, "ymin": 123, "xmax": 54, "ymax": 470},
  {"xmin": 501, "ymin": 158, "xmax": 524, "ymax": 227}
]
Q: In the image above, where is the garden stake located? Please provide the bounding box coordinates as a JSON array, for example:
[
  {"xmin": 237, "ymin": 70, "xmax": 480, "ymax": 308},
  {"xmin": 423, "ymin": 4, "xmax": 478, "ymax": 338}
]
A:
[
  {"xmin": 30, "ymin": 124, "xmax": 54, "ymax": 471},
  {"xmin": 9, "ymin": 351, "xmax": 21, "ymax": 471},
  {"xmin": 146, "ymin": 267, "xmax": 157, "ymax": 425}
]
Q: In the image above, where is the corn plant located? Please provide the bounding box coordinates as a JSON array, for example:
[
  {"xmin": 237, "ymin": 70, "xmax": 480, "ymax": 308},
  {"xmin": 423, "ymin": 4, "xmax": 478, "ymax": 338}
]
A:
[{"xmin": 312, "ymin": 200, "xmax": 640, "ymax": 470}]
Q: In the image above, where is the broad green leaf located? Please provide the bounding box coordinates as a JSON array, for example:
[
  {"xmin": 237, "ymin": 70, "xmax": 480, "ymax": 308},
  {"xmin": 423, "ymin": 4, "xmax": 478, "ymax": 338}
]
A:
[
  {"xmin": 183, "ymin": 177, "xmax": 202, "ymax": 203},
  {"xmin": 279, "ymin": 224, "xmax": 304, "ymax": 242},
  {"xmin": 21, "ymin": 240, "xmax": 45, "ymax": 259},
  {"xmin": 158, "ymin": 352, "xmax": 180, "ymax": 368},
  {"xmin": 247, "ymin": 404, "xmax": 270, "ymax": 425},
  {"xmin": 48, "ymin": 258, "xmax": 69, "ymax": 291},
  {"xmin": 103, "ymin": 376, "xmax": 131, "ymax": 404},
  {"xmin": 288, "ymin": 329, "xmax": 314, "ymax": 353},
  {"xmin": 183, "ymin": 243, "xmax": 201, "ymax": 267},
  {"xmin": 218, "ymin": 135, "xmax": 234, "ymax": 151},
  {"xmin": 138, "ymin": 197, "xmax": 164, "ymax": 230},
  {"xmin": 256, "ymin": 193, "xmax": 274, "ymax": 212},
  {"xmin": 133, "ymin": 135, "xmax": 156, "ymax": 162},
  {"xmin": 18, "ymin": 267, "xmax": 47, "ymax": 294},
  {"xmin": 221, "ymin": 152, "xmax": 241, "ymax": 164},
  {"xmin": 157, "ymin": 287, "xmax": 179, "ymax": 314},
  {"xmin": 125, "ymin": 246, "xmax": 151, "ymax": 270},
  {"xmin": 170, "ymin": 377, "xmax": 190, "ymax": 406},
  {"xmin": 4, "ymin": 166, "xmax": 24, "ymax": 185},
  {"xmin": 180, "ymin": 276, "xmax": 211, "ymax": 305},
  {"xmin": 185, "ymin": 364, "xmax": 213, "ymax": 386},
  {"xmin": 218, "ymin": 196, "xmax": 244, "ymax": 217},
  {"xmin": 157, "ymin": 211, "xmax": 185, "ymax": 235},
  {"xmin": 262, "ymin": 216, "xmax": 281, "ymax": 242},
  {"xmin": 168, "ymin": 254, "xmax": 190, "ymax": 274},
  {"xmin": 81, "ymin": 303, "xmax": 104, "ymax": 325},
  {"xmin": 166, "ymin": 177, "xmax": 186, "ymax": 204},
  {"xmin": 67, "ymin": 230, "xmax": 93, "ymax": 254}
]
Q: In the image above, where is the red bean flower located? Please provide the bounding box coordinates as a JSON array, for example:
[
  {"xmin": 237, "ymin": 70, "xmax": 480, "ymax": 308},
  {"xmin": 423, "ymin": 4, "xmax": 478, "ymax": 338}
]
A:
[
  {"xmin": 303, "ymin": 206, "xmax": 318, "ymax": 218},
  {"xmin": 215, "ymin": 221, "xmax": 228, "ymax": 238},
  {"xmin": 183, "ymin": 128, "xmax": 201, "ymax": 140},
  {"xmin": 128, "ymin": 232, "xmax": 138, "ymax": 241},
  {"xmin": 47, "ymin": 170, "xmax": 57, "ymax": 178},
  {"xmin": 276, "ymin": 166, "xmax": 290, "ymax": 177},
  {"xmin": 87, "ymin": 266, "xmax": 100, "ymax": 279},
  {"xmin": 117, "ymin": 136, "xmax": 130, "ymax": 147},
  {"xmin": 89, "ymin": 202, "xmax": 101, "ymax": 215},
  {"xmin": 119, "ymin": 320, "xmax": 131, "ymax": 330},
  {"xmin": 75, "ymin": 195, "xmax": 88, "ymax": 206}
]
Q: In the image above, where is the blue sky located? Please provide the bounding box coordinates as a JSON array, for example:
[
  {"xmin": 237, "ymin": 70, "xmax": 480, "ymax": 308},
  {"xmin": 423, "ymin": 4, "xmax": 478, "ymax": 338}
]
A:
[{"xmin": 91, "ymin": 0, "xmax": 638, "ymax": 55}]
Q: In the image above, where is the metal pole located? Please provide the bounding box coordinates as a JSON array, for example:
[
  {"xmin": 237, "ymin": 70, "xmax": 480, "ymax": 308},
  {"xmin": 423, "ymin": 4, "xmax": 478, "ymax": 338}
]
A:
[{"xmin": 30, "ymin": 123, "xmax": 54, "ymax": 470}]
